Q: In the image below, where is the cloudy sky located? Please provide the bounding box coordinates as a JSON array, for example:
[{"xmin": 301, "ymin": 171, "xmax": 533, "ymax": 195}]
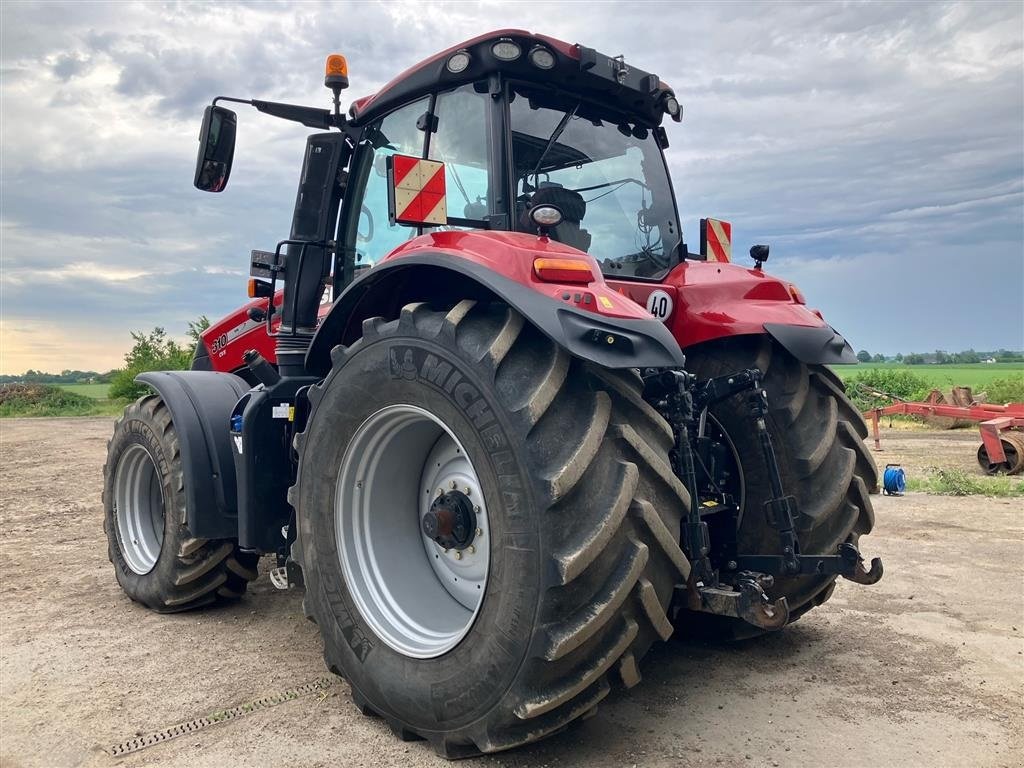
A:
[{"xmin": 1, "ymin": 0, "xmax": 1021, "ymax": 374}]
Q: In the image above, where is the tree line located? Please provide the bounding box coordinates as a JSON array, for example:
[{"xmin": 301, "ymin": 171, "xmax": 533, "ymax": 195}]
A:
[{"xmin": 855, "ymin": 349, "xmax": 1023, "ymax": 364}]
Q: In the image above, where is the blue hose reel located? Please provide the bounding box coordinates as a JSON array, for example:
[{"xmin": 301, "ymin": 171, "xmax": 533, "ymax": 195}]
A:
[{"xmin": 882, "ymin": 464, "xmax": 906, "ymax": 496}]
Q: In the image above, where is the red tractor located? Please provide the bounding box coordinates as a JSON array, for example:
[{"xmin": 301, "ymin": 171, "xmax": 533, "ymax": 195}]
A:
[{"xmin": 103, "ymin": 31, "xmax": 881, "ymax": 757}]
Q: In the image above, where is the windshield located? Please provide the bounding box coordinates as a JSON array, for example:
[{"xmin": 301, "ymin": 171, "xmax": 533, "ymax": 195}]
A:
[{"xmin": 509, "ymin": 87, "xmax": 682, "ymax": 280}]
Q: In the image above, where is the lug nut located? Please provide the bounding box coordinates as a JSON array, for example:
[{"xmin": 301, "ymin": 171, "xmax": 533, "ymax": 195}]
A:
[
  {"xmin": 450, "ymin": 481, "xmax": 457, "ymax": 490},
  {"xmin": 476, "ymin": 527, "xmax": 483, "ymax": 537},
  {"xmin": 464, "ymin": 487, "xmax": 471, "ymax": 496},
  {"xmin": 467, "ymin": 545, "xmax": 475, "ymax": 554},
  {"xmin": 454, "ymin": 551, "xmax": 462, "ymax": 560}
]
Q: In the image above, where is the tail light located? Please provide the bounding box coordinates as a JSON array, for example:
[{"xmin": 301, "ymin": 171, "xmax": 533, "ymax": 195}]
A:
[{"xmin": 533, "ymin": 257, "xmax": 596, "ymax": 284}]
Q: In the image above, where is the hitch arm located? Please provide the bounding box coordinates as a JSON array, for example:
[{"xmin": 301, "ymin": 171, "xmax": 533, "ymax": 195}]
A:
[
  {"xmin": 732, "ymin": 542, "xmax": 884, "ymax": 585},
  {"xmin": 683, "ymin": 573, "xmax": 790, "ymax": 631}
]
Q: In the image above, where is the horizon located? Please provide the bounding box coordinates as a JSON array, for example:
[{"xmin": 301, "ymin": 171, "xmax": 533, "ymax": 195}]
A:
[{"xmin": 1, "ymin": 1, "xmax": 1022, "ymax": 374}]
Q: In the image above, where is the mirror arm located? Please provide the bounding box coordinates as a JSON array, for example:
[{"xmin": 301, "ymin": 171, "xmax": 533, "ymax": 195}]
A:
[{"xmin": 213, "ymin": 96, "xmax": 345, "ymax": 131}]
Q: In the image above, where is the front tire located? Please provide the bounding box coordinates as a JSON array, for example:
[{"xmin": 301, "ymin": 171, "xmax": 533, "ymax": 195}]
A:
[
  {"xmin": 292, "ymin": 301, "xmax": 691, "ymax": 757},
  {"xmin": 682, "ymin": 336, "xmax": 878, "ymax": 639},
  {"xmin": 102, "ymin": 394, "xmax": 259, "ymax": 612}
]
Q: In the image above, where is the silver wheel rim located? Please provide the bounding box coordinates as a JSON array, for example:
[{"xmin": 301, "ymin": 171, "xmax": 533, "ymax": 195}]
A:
[
  {"xmin": 336, "ymin": 404, "xmax": 490, "ymax": 658},
  {"xmin": 113, "ymin": 443, "xmax": 165, "ymax": 575}
]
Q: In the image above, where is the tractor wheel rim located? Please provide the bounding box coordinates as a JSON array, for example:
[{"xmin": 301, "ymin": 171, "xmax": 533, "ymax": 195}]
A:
[
  {"xmin": 113, "ymin": 443, "xmax": 165, "ymax": 575},
  {"xmin": 336, "ymin": 404, "xmax": 490, "ymax": 659}
]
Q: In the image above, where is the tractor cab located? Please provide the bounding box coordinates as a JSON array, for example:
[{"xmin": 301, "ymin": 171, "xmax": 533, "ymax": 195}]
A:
[
  {"xmin": 334, "ymin": 31, "xmax": 685, "ymax": 285},
  {"xmin": 195, "ymin": 31, "xmax": 686, "ymax": 303}
]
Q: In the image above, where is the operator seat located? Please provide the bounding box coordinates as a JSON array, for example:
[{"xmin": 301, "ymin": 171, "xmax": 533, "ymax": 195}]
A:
[{"xmin": 520, "ymin": 184, "xmax": 592, "ymax": 253}]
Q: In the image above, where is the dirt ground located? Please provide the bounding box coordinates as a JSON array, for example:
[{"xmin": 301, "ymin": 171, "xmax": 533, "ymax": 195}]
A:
[{"xmin": 1, "ymin": 418, "xmax": 1021, "ymax": 768}]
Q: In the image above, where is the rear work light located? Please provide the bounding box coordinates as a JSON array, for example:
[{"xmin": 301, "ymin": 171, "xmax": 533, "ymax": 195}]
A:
[
  {"xmin": 492, "ymin": 39, "xmax": 522, "ymax": 61},
  {"xmin": 529, "ymin": 46, "xmax": 556, "ymax": 69},
  {"xmin": 533, "ymin": 257, "xmax": 595, "ymax": 284},
  {"xmin": 446, "ymin": 50, "xmax": 471, "ymax": 73}
]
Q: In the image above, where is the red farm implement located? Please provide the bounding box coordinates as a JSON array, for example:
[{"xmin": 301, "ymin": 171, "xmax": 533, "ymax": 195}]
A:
[{"xmin": 864, "ymin": 394, "xmax": 1024, "ymax": 475}]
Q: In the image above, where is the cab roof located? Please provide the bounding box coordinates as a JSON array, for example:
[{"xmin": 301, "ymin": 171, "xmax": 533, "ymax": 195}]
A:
[{"xmin": 348, "ymin": 29, "xmax": 677, "ymax": 129}]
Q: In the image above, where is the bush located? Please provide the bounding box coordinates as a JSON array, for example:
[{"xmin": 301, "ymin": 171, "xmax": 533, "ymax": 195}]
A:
[
  {"xmin": 983, "ymin": 376, "xmax": 1024, "ymax": 405},
  {"xmin": 844, "ymin": 368, "xmax": 932, "ymax": 411},
  {"xmin": 109, "ymin": 318, "xmax": 209, "ymax": 401},
  {"xmin": 0, "ymin": 384, "xmax": 98, "ymax": 417}
]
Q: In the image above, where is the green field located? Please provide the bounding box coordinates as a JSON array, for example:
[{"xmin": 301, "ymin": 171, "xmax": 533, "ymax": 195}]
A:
[
  {"xmin": 833, "ymin": 363, "xmax": 1023, "ymax": 390},
  {"xmin": 57, "ymin": 383, "xmax": 111, "ymax": 399}
]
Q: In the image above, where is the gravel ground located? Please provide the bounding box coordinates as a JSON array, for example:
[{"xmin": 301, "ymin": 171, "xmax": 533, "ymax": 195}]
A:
[{"xmin": 1, "ymin": 418, "xmax": 1021, "ymax": 768}]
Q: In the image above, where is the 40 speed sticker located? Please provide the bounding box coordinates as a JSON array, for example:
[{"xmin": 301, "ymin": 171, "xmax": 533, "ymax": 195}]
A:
[{"xmin": 646, "ymin": 289, "xmax": 674, "ymax": 321}]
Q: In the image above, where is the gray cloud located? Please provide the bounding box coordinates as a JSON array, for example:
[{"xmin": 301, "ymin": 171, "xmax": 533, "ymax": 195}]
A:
[{"xmin": 0, "ymin": 0, "xmax": 1021, "ymax": 373}]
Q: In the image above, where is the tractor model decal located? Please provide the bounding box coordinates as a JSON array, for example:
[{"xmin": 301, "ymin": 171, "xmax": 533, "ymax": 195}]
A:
[{"xmin": 387, "ymin": 154, "xmax": 448, "ymax": 226}]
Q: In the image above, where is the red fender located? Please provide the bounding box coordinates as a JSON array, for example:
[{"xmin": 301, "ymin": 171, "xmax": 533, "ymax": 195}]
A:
[{"xmin": 607, "ymin": 259, "xmax": 829, "ymax": 350}]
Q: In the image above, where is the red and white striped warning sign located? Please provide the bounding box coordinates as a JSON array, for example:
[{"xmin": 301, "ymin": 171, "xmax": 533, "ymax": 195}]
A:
[
  {"xmin": 700, "ymin": 217, "xmax": 732, "ymax": 262},
  {"xmin": 387, "ymin": 154, "xmax": 447, "ymax": 226}
]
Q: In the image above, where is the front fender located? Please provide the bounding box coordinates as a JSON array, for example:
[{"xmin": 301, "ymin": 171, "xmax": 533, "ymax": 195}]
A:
[
  {"xmin": 307, "ymin": 240, "xmax": 685, "ymax": 376},
  {"xmin": 135, "ymin": 371, "xmax": 249, "ymax": 539}
]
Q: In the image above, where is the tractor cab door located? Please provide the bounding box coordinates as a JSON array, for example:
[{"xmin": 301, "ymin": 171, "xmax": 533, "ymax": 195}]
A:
[{"xmin": 338, "ymin": 84, "xmax": 495, "ymax": 282}]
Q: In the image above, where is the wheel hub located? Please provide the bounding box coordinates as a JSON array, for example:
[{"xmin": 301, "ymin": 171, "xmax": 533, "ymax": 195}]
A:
[{"xmin": 423, "ymin": 491, "xmax": 477, "ymax": 550}]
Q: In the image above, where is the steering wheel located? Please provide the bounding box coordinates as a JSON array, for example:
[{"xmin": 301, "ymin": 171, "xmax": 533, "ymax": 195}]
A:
[{"xmin": 357, "ymin": 204, "xmax": 374, "ymax": 244}]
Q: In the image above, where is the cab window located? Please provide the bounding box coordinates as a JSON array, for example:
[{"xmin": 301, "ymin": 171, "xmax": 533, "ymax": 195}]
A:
[
  {"xmin": 351, "ymin": 97, "xmax": 429, "ymax": 270},
  {"xmin": 348, "ymin": 85, "xmax": 493, "ymax": 272},
  {"xmin": 429, "ymin": 85, "xmax": 491, "ymax": 223}
]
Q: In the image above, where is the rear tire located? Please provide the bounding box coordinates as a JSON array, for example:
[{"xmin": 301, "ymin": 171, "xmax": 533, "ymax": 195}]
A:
[
  {"xmin": 291, "ymin": 301, "xmax": 691, "ymax": 756},
  {"xmin": 682, "ymin": 336, "xmax": 877, "ymax": 639},
  {"xmin": 102, "ymin": 394, "xmax": 259, "ymax": 612}
]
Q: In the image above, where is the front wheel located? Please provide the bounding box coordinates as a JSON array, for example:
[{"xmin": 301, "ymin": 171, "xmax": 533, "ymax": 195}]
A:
[
  {"xmin": 291, "ymin": 300, "xmax": 691, "ymax": 757},
  {"xmin": 102, "ymin": 394, "xmax": 259, "ymax": 612},
  {"xmin": 681, "ymin": 335, "xmax": 878, "ymax": 639}
]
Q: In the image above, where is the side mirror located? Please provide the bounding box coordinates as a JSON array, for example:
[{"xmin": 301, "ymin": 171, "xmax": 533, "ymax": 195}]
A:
[{"xmin": 194, "ymin": 105, "xmax": 237, "ymax": 192}]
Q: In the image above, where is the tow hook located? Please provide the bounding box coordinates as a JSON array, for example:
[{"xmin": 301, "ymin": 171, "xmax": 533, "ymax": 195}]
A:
[{"xmin": 838, "ymin": 542, "xmax": 884, "ymax": 585}]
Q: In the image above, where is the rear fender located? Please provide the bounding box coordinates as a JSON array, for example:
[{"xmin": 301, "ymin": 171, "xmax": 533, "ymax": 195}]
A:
[
  {"xmin": 135, "ymin": 371, "xmax": 250, "ymax": 539},
  {"xmin": 608, "ymin": 260, "xmax": 856, "ymax": 366},
  {"xmin": 762, "ymin": 322, "xmax": 857, "ymax": 365},
  {"xmin": 307, "ymin": 232, "xmax": 685, "ymax": 376}
]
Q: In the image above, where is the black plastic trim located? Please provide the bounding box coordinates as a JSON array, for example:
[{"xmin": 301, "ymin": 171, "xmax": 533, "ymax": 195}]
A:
[
  {"xmin": 135, "ymin": 371, "xmax": 250, "ymax": 539},
  {"xmin": 763, "ymin": 322, "xmax": 858, "ymax": 365},
  {"xmin": 190, "ymin": 339, "xmax": 213, "ymax": 372},
  {"xmin": 307, "ymin": 253, "xmax": 686, "ymax": 375}
]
